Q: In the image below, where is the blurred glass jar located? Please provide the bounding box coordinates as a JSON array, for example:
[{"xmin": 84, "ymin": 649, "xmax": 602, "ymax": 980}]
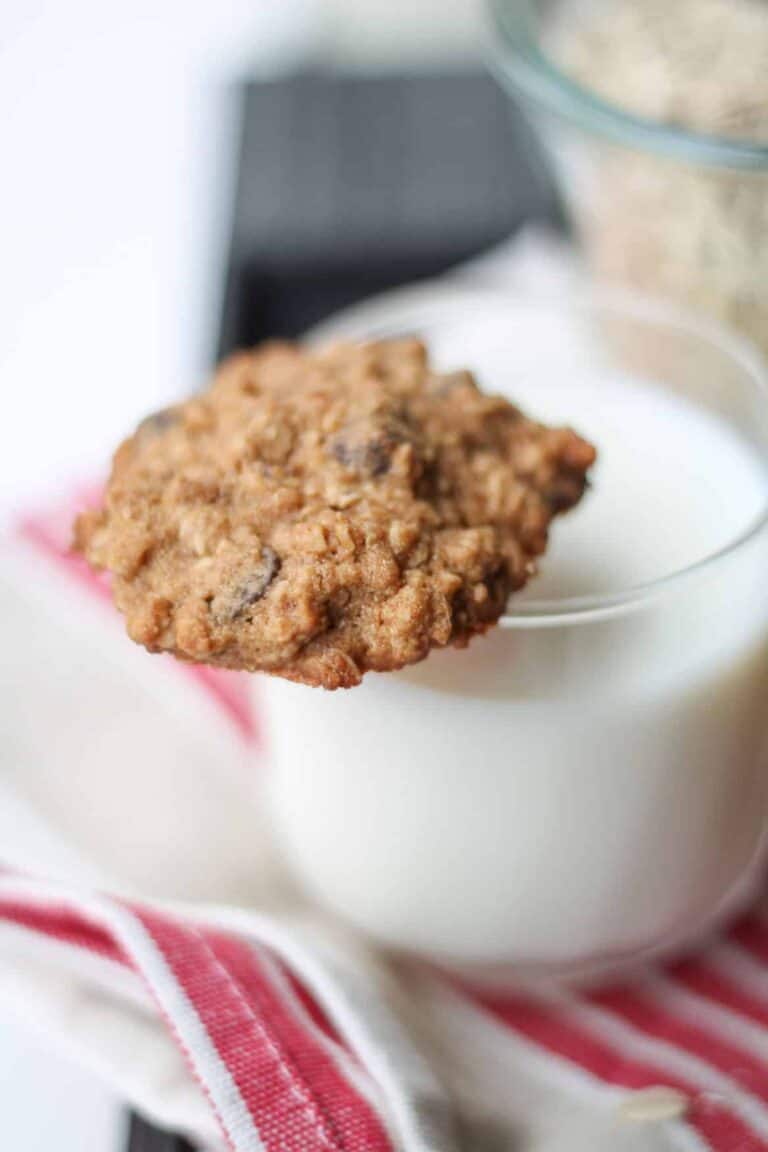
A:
[{"xmin": 490, "ymin": 0, "xmax": 768, "ymax": 359}]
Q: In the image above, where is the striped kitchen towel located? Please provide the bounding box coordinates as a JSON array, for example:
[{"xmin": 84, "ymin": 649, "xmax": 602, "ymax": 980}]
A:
[
  {"xmin": 2, "ymin": 496, "xmax": 768, "ymax": 1152},
  {"xmin": 0, "ymin": 868, "xmax": 768, "ymax": 1152}
]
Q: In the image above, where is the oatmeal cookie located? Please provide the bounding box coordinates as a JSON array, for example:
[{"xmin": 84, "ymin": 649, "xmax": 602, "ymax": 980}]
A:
[{"xmin": 74, "ymin": 339, "xmax": 595, "ymax": 688}]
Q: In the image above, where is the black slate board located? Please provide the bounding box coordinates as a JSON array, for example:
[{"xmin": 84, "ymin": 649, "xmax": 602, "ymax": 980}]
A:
[
  {"xmin": 126, "ymin": 1115, "xmax": 193, "ymax": 1152},
  {"xmin": 218, "ymin": 69, "xmax": 559, "ymax": 352}
]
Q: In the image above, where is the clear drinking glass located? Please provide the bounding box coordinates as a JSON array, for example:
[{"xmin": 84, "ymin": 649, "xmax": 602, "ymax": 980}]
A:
[
  {"xmin": 489, "ymin": 0, "xmax": 768, "ymax": 361},
  {"xmin": 259, "ymin": 286, "xmax": 768, "ymax": 984}
]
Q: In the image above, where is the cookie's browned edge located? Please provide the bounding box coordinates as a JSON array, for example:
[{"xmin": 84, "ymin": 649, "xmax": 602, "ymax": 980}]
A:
[{"xmin": 74, "ymin": 340, "xmax": 595, "ymax": 689}]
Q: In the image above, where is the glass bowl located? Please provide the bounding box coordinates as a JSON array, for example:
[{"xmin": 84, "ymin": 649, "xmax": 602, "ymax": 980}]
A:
[
  {"xmin": 490, "ymin": 0, "xmax": 768, "ymax": 361},
  {"xmin": 258, "ymin": 285, "xmax": 768, "ymax": 985}
]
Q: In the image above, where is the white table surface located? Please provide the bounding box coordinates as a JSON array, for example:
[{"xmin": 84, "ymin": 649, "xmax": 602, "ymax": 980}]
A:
[{"xmin": 0, "ymin": 1021, "xmax": 122, "ymax": 1152}]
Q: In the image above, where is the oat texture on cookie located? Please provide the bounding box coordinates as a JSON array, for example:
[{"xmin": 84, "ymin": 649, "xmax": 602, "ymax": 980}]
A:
[{"xmin": 74, "ymin": 340, "xmax": 595, "ymax": 688}]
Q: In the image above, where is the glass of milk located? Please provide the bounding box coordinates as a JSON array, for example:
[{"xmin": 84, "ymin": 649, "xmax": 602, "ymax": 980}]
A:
[{"xmin": 259, "ymin": 286, "xmax": 768, "ymax": 984}]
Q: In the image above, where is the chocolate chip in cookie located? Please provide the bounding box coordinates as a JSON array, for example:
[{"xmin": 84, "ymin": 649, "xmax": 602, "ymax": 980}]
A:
[
  {"xmin": 211, "ymin": 548, "xmax": 281, "ymax": 623},
  {"xmin": 329, "ymin": 416, "xmax": 411, "ymax": 477},
  {"xmin": 136, "ymin": 406, "xmax": 180, "ymax": 438}
]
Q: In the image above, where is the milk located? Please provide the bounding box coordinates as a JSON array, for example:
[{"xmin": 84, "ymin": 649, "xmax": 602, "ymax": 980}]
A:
[
  {"xmin": 514, "ymin": 375, "xmax": 767, "ymax": 600},
  {"xmin": 261, "ymin": 295, "xmax": 768, "ymax": 980}
]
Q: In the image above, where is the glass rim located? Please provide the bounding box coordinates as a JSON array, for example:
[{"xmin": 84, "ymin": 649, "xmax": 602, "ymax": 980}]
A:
[
  {"xmin": 489, "ymin": 0, "xmax": 768, "ymax": 170},
  {"xmin": 309, "ymin": 281, "xmax": 768, "ymax": 629}
]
